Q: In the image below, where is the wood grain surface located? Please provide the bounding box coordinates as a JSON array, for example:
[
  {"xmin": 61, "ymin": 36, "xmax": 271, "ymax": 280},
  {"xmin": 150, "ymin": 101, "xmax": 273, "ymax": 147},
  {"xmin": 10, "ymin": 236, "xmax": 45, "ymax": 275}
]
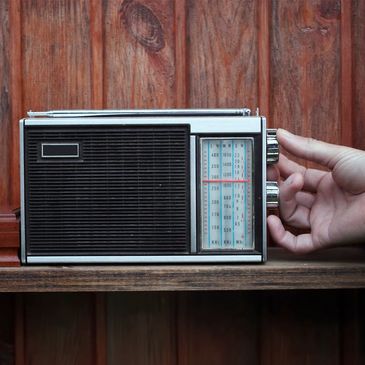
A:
[
  {"xmin": 187, "ymin": 0, "xmax": 258, "ymax": 108},
  {"xmin": 22, "ymin": 293, "xmax": 95, "ymax": 365},
  {"xmin": 352, "ymin": 0, "xmax": 365, "ymax": 150},
  {"xmin": 0, "ymin": 0, "xmax": 11, "ymax": 212},
  {"xmin": 0, "ymin": 1, "xmax": 364, "ymax": 364},
  {"xmin": 107, "ymin": 293, "xmax": 177, "ymax": 365},
  {"xmin": 3, "ymin": 290, "xmax": 364, "ymax": 365},
  {"xmin": 261, "ymin": 291, "xmax": 341, "ymax": 365},
  {"xmin": 0, "ymin": 213, "xmax": 20, "ymax": 267},
  {"xmin": 8, "ymin": 0, "xmax": 21, "ymax": 210},
  {"xmin": 340, "ymin": 0, "xmax": 352, "ymax": 147},
  {"xmin": 104, "ymin": 0, "xmax": 177, "ymax": 108},
  {"xmin": 178, "ymin": 292, "xmax": 260, "ymax": 365},
  {"xmin": 21, "ymin": 0, "xmax": 93, "ymax": 111},
  {"xmin": 0, "ymin": 294, "xmax": 14, "ymax": 365},
  {"xmin": 271, "ymin": 0, "xmax": 341, "ymax": 145},
  {"xmin": 341, "ymin": 291, "xmax": 365, "ymax": 365},
  {"xmin": 0, "ymin": 248, "xmax": 364, "ymax": 292}
]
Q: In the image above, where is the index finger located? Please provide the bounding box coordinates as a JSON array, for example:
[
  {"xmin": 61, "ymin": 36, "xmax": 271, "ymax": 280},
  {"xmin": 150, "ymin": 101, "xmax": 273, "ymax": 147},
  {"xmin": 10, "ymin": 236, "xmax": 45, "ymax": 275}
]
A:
[{"xmin": 277, "ymin": 129, "xmax": 344, "ymax": 169}]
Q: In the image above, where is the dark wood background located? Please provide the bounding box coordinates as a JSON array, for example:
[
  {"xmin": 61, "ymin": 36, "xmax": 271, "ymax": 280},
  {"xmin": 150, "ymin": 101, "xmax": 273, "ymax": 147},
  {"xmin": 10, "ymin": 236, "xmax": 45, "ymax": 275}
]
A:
[{"xmin": 0, "ymin": 0, "xmax": 365, "ymax": 364}]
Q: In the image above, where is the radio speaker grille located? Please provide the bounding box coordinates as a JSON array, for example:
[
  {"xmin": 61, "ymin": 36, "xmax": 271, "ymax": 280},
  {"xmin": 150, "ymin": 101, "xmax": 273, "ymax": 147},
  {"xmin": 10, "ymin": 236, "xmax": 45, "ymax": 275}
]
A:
[{"xmin": 24, "ymin": 125, "xmax": 190, "ymax": 256}]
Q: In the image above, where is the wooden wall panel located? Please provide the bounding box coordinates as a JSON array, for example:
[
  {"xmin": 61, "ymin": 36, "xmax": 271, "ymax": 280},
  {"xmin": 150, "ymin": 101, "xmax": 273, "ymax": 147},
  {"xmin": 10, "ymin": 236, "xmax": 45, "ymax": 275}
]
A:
[
  {"xmin": 8, "ymin": 0, "xmax": 22, "ymax": 210},
  {"xmin": 5, "ymin": 290, "xmax": 365, "ymax": 365},
  {"xmin": 22, "ymin": 293, "xmax": 95, "ymax": 365},
  {"xmin": 90, "ymin": 0, "xmax": 104, "ymax": 109},
  {"xmin": 258, "ymin": 0, "xmax": 271, "ymax": 118},
  {"xmin": 0, "ymin": 0, "xmax": 11, "ymax": 211},
  {"xmin": 187, "ymin": 0, "xmax": 258, "ymax": 108},
  {"xmin": 0, "ymin": 294, "xmax": 14, "ymax": 365},
  {"xmin": 177, "ymin": 292, "xmax": 260, "ymax": 365},
  {"xmin": 107, "ymin": 293, "xmax": 177, "ymax": 365},
  {"xmin": 352, "ymin": 0, "xmax": 365, "ymax": 150},
  {"xmin": 0, "ymin": 0, "xmax": 20, "ymax": 267},
  {"xmin": 21, "ymin": 0, "xmax": 93, "ymax": 111},
  {"xmin": 340, "ymin": 0, "xmax": 352, "ymax": 147},
  {"xmin": 0, "ymin": 1, "xmax": 364, "ymax": 365},
  {"xmin": 95, "ymin": 293, "xmax": 107, "ymax": 365},
  {"xmin": 261, "ymin": 291, "xmax": 340, "ymax": 365},
  {"xmin": 341, "ymin": 290, "xmax": 365, "ymax": 365},
  {"xmin": 271, "ymin": 0, "xmax": 341, "ymax": 145},
  {"xmin": 103, "ymin": 0, "xmax": 177, "ymax": 108}
]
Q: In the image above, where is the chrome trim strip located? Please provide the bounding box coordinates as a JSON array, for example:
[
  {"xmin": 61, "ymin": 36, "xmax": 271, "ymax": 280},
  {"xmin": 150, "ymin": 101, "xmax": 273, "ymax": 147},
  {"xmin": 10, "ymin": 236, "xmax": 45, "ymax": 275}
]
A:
[
  {"xmin": 19, "ymin": 119, "xmax": 26, "ymax": 264},
  {"xmin": 190, "ymin": 136, "xmax": 197, "ymax": 254},
  {"xmin": 41, "ymin": 143, "xmax": 80, "ymax": 158},
  {"xmin": 27, "ymin": 255, "xmax": 263, "ymax": 264},
  {"xmin": 261, "ymin": 117, "xmax": 267, "ymax": 262},
  {"xmin": 24, "ymin": 117, "xmax": 261, "ymax": 134},
  {"xmin": 27, "ymin": 108, "xmax": 251, "ymax": 118}
]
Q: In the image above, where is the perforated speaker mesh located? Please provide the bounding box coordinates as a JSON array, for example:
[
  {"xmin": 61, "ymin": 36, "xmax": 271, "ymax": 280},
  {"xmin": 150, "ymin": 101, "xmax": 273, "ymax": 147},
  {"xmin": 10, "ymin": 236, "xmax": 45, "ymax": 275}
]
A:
[{"xmin": 25, "ymin": 125, "xmax": 190, "ymax": 256}]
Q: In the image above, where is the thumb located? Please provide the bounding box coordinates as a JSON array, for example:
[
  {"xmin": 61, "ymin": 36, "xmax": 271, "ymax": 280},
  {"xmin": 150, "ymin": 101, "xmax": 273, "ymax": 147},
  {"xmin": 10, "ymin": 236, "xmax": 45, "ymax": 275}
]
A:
[{"xmin": 277, "ymin": 129, "xmax": 344, "ymax": 169}]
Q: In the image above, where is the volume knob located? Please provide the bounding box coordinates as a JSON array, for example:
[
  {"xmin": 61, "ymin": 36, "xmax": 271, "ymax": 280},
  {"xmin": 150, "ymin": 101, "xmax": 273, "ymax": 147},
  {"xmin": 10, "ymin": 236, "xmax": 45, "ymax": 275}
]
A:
[
  {"xmin": 266, "ymin": 181, "xmax": 280, "ymax": 208},
  {"xmin": 267, "ymin": 129, "xmax": 279, "ymax": 164}
]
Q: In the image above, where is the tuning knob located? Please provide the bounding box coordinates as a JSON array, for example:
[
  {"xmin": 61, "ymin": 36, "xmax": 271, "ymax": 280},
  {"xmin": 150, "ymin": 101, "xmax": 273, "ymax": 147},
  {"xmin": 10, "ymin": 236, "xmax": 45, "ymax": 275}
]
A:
[
  {"xmin": 267, "ymin": 129, "xmax": 279, "ymax": 164},
  {"xmin": 266, "ymin": 181, "xmax": 280, "ymax": 208}
]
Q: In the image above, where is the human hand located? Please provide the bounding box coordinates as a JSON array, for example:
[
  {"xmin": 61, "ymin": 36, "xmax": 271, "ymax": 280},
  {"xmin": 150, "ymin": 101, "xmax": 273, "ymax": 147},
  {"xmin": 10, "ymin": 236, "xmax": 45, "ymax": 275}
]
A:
[{"xmin": 267, "ymin": 129, "xmax": 365, "ymax": 254}]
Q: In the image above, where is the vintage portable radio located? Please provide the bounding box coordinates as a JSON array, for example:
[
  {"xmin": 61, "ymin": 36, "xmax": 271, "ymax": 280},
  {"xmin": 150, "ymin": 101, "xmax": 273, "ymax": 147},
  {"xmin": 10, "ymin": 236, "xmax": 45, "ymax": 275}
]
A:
[{"xmin": 20, "ymin": 108, "xmax": 279, "ymax": 264}]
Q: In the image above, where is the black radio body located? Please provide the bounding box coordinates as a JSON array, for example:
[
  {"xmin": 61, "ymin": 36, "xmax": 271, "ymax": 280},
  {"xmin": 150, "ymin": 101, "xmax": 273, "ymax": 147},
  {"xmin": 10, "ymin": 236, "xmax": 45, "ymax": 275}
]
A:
[{"xmin": 20, "ymin": 108, "xmax": 279, "ymax": 264}]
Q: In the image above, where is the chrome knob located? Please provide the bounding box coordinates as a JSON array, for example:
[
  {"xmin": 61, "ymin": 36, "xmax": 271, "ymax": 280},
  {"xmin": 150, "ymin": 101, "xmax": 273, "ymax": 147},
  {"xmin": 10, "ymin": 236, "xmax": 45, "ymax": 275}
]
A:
[
  {"xmin": 267, "ymin": 129, "xmax": 279, "ymax": 164},
  {"xmin": 266, "ymin": 181, "xmax": 280, "ymax": 208}
]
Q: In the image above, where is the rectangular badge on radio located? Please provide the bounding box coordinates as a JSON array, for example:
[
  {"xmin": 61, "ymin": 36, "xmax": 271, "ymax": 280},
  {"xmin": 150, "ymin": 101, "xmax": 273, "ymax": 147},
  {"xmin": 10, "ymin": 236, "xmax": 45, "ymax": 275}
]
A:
[{"xmin": 41, "ymin": 143, "xmax": 80, "ymax": 158}]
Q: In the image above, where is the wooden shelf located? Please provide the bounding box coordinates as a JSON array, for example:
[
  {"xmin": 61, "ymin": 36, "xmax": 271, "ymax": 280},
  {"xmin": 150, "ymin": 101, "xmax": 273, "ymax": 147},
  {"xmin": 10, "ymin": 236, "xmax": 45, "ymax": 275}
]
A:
[{"xmin": 0, "ymin": 247, "xmax": 365, "ymax": 292}]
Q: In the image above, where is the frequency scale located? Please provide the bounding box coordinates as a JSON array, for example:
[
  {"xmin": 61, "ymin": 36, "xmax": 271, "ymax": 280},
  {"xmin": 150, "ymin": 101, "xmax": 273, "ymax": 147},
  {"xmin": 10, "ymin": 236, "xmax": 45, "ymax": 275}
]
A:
[
  {"xmin": 200, "ymin": 138, "xmax": 253, "ymax": 250},
  {"xmin": 20, "ymin": 108, "xmax": 279, "ymax": 264}
]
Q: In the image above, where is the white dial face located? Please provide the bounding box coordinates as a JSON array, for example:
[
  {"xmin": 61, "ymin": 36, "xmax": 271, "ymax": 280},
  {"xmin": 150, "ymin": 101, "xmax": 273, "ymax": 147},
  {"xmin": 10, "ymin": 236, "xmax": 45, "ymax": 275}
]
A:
[{"xmin": 200, "ymin": 138, "xmax": 253, "ymax": 251}]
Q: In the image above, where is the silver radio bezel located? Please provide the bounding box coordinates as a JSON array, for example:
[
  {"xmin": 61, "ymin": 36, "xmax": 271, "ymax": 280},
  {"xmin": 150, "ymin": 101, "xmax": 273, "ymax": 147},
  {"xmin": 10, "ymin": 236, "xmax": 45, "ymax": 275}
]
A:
[{"xmin": 20, "ymin": 114, "xmax": 267, "ymax": 264}]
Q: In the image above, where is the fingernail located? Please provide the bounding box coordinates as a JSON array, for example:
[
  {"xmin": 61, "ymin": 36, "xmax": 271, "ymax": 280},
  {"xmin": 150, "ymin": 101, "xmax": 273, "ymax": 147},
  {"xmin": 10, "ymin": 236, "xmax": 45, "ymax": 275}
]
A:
[{"xmin": 286, "ymin": 176, "xmax": 294, "ymax": 185}]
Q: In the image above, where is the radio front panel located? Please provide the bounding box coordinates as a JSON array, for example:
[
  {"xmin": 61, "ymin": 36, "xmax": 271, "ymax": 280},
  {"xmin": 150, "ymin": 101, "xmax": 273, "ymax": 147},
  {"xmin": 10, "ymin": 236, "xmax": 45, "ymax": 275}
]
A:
[{"xmin": 20, "ymin": 111, "xmax": 278, "ymax": 264}]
